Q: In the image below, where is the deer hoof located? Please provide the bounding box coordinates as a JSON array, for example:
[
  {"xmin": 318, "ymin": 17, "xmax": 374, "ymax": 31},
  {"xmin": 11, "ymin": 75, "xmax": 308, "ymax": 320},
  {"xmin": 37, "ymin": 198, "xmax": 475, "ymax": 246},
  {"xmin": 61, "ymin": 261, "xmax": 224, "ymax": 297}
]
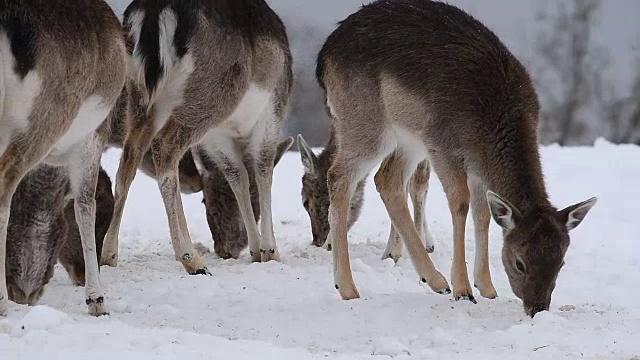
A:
[
  {"xmin": 383, "ymin": 252, "xmax": 401, "ymax": 263},
  {"xmin": 86, "ymin": 296, "xmax": 109, "ymax": 317},
  {"xmin": 99, "ymin": 254, "xmax": 118, "ymax": 267},
  {"xmin": 260, "ymin": 248, "xmax": 280, "ymax": 262},
  {"xmin": 250, "ymin": 250, "xmax": 261, "ymax": 263},
  {"xmin": 455, "ymin": 294, "xmax": 478, "ymax": 304},
  {"xmin": 190, "ymin": 267, "xmax": 211, "ymax": 276}
]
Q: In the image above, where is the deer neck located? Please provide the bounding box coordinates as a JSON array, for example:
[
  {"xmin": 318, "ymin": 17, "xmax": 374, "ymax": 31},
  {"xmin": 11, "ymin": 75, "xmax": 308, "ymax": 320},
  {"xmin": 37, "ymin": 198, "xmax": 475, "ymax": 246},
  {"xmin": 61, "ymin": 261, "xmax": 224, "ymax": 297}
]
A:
[{"xmin": 481, "ymin": 115, "xmax": 552, "ymax": 213}]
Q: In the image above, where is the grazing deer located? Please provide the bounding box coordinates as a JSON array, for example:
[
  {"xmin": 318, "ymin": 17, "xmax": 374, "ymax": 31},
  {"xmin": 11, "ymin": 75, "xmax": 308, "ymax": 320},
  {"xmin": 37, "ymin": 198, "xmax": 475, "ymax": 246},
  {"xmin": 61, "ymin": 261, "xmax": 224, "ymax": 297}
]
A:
[
  {"xmin": 102, "ymin": 0, "xmax": 293, "ymax": 273},
  {"xmin": 0, "ymin": 0, "xmax": 126, "ymax": 316},
  {"xmin": 297, "ymin": 130, "xmax": 436, "ymax": 261},
  {"xmin": 317, "ymin": 0, "xmax": 596, "ymax": 317},
  {"xmin": 6, "ymin": 165, "xmax": 114, "ymax": 305}
]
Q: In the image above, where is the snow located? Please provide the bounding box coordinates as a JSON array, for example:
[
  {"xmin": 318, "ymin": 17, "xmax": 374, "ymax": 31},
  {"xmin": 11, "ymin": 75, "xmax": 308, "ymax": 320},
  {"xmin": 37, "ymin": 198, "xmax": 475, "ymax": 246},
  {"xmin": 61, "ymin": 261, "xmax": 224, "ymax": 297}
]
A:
[{"xmin": 1, "ymin": 138, "xmax": 639, "ymax": 359}]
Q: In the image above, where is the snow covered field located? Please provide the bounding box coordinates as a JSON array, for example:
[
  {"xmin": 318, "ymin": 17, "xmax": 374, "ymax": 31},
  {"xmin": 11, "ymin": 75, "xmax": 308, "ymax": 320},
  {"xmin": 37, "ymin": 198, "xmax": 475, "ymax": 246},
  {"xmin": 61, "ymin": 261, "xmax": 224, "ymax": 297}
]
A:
[{"xmin": 1, "ymin": 139, "xmax": 639, "ymax": 359}]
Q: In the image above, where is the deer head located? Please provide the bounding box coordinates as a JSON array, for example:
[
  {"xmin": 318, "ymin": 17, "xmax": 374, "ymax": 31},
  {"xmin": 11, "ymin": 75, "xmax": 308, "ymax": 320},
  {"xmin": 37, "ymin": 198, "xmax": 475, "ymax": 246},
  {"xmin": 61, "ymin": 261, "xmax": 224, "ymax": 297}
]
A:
[{"xmin": 487, "ymin": 191, "xmax": 597, "ymax": 317}]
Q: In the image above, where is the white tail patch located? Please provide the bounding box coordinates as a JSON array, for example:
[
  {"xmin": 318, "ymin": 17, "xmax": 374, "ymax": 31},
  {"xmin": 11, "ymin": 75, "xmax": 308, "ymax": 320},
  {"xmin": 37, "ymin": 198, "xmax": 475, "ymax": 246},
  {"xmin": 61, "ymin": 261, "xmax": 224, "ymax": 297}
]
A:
[
  {"xmin": 158, "ymin": 8, "xmax": 178, "ymax": 73},
  {"xmin": 126, "ymin": 9, "xmax": 146, "ymax": 91},
  {"xmin": 151, "ymin": 8, "xmax": 179, "ymax": 109}
]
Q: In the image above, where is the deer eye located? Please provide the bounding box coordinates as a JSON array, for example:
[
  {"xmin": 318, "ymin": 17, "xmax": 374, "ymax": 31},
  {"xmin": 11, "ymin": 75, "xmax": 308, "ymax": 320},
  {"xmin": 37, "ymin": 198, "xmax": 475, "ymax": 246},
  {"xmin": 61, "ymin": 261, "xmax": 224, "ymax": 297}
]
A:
[
  {"xmin": 303, "ymin": 199, "xmax": 309, "ymax": 209},
  {"xmin": 560, "ymin": 261, "xmax": 565, "ymax": 269},
  {"xmin": 515, "ymin": 259, "xmax": 526, "ymax": 273}
]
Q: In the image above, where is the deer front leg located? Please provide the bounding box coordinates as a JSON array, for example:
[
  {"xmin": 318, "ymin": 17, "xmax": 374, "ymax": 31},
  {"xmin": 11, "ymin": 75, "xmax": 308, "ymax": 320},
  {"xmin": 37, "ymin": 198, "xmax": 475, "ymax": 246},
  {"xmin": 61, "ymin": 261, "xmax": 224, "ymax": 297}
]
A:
[
  {"xmin": 375, "ymin": 152, "xmax": 450, "ymax": 294},
  {"xmin": 430, "ymin": 155, "xmax": 475, "ymax": 303},
  {"xmin": 468, "ymin": 176, "xmax": 497, "ymax": 299},
  {"xmin": 68, "ymin": 132, "xmax": 109, "ymax": 316},
  {"xmin": 382, "ymin": 223, "xmax": 403, "ymax": 262},
  {"xmin": 101, "ymin": 121, "xmax": 154, "ymax": 267}
]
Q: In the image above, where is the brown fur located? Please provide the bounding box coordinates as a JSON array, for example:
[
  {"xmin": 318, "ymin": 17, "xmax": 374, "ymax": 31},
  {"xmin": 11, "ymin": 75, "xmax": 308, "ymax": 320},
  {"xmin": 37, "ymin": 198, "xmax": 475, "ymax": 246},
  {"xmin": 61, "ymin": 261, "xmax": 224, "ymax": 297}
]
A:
[
  {"xmin": 0, "ymin": 0, "xmax": 126, "ymax": 316},
  {"xmin": 316, "ymin": 0, "xmax": 596, "ymax": 316},
  {"xmin": 102, "ymin": 0, "xmax": 293, "ymax": 273}
]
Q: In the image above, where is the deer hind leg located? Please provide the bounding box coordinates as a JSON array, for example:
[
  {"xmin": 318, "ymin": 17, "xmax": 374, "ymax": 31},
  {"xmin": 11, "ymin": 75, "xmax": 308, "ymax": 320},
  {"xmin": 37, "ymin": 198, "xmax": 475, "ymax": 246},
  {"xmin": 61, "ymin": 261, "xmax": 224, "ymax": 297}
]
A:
[
  {"xmin": 67, "ymin": 129, "xmax": 110, "ymax": 316},
  {"xmin": 410, "ymin": 159, "xmax": 435, "ymax": 253},
  {"xmin": 468, "ymin": 175, "xmax": 497, "ymax": 299},
  {"xmin": 253, "ymin": 141, "xmax": 279, "ymax": 262},
  {"xmin": 430, "ymin": 153, "xmax": 475, "ymax": 303},
  {"xmin": 150, "ymin": 124, "xmax": 208, "ymax": 275},
  {"xmin": 375, "ymin": 150, "xmax": 450, "ymax": 294},
  {"xmin": 381, "ymin": 158, "xmax": 434, "ymax": 262},
  {"xmin": 328, "ymin": 149, "xmax": 383, "ymax": 300},
  {"xmin": 101, "ymin": 112, "xmax": 155, "ymax": 267},
  {"xmin": 201, "ymin": 134, "xmax": 263, "ymax": 263}
]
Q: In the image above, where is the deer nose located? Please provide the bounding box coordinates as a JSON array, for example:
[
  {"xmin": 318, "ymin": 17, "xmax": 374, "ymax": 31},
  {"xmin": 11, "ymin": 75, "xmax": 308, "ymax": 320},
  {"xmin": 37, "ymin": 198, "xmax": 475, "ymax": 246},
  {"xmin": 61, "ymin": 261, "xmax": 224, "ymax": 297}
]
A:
[{"xmin": 528, "ymin": 304, "xmax": 548, "ymax": 318}]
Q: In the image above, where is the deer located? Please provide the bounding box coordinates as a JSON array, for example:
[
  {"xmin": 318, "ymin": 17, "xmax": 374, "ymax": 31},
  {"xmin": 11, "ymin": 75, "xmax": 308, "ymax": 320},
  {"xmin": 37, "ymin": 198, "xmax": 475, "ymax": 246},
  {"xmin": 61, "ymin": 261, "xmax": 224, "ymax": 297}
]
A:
[
  {"xmin": 297, "ymin": 130, "xmax": 436, "ymax": 262},
  {"xmin": 0, "ymin": 0, "xmax": 126, "ymax": 316},
  {"xmin": 316, "ymin": 0, "xmax": 597, "ymax": 317},
  {"xmin": 6, "ymin": 165, "xmax": 114, "ymax": 305},
  {"xmin": 101, "ymin": 0, "xmax": 293, "ymax": 274},
  {"xmin": 104, "ymin": 85, "xmax": 294, "ymax": 261}
]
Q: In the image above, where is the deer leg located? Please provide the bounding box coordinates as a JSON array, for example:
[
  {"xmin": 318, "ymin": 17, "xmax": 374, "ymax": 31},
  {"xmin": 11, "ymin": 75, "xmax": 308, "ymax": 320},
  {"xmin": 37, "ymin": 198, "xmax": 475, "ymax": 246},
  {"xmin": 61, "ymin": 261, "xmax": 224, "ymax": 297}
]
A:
[
  {"xmin": 203, "ymin": 137, "xmax": 263, "ymax": 263},
  {"xmin": 410, "ymin": 159, "xmax": 435, "ymax": 253},
  {"xmin": 67, "ymin": 130, "xmax": 109, "ymax": 316},
  {"xmin": 375, "ymin": 150, "xmax": 450, "ymax": 294},
  {"xmin": 381, "ymin": 158, "xmax": 433, "ymax": 262},
  {"xmin": 253, "ymin": 141, "xmax": 279, "ymax": 262},
  {"xmin": 101, "ymin": 121, "xmax": 154, "ymax": 267},
  {"xmin": 468, "ymin": 175, "xmax": 497, "ymax": 299},
  {"xmin": 327, "ymin": 156, "xmax": 366, "ymax": 300},
  {"xmin": 430, "ymin": 155, "xmax": 475, "ymax": 303},
  {"xmin": 381, "ymin": 222, "xmax": 402, "ymax": 262},
  {"xmin": 151, "ymin": 132, "xmax": 208, "ymax": 275}
]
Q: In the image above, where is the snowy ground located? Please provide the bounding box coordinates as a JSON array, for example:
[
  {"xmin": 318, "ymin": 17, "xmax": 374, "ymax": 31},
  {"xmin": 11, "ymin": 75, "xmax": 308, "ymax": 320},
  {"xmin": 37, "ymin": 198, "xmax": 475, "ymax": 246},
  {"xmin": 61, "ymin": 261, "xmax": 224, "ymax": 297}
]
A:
[{"xmin": 1, "ymin": 139, "xmax": 639, "ymax": 359}]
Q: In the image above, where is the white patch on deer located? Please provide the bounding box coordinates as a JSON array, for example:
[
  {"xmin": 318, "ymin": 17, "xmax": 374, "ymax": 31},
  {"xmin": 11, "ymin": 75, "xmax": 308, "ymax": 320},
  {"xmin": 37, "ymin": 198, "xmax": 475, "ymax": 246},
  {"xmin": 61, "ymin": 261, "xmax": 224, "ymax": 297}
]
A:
[
  {"xmin": 0, "ymin": 33, "xmax": 43, "ymax": 146},
  {"xmin": 49, "ymin": 96, "xmax": 112, "ymax": 158},
  {"xmin": 152, "ymin": 52, "xmax": 195, "ymax": 131},
  {"xmin": 158, "ymin": 8, "xmax": 178, "ymax": 75},
  {"xmin": 391, "ymin": 125, "xmax": 431, "ymax": 184},
  {"xmin": 126, "ymin": 9, "xmax": 146, "ymax": 88},
  {"xmin": 204, "ymin": 83, "xmax": 274, "ymax": 142}
]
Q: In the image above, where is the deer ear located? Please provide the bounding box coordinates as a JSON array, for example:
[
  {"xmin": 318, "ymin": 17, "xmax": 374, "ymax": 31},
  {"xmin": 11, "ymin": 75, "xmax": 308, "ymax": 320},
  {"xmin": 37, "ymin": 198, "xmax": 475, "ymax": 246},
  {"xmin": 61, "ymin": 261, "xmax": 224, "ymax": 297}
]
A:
[
  {"xmin": 274, "ymin": 136, "xmax": 294, "ymax": 166},
  {"xmin": 558, "ymin": 197, "xmax": 597, "ymax": 231},
  {"xmin": 296, "ymin": 134, "xmax": 317, "ymax": 175},
  {"xmin": 487, "ymin": 191, "xmax": 521, "ymax": 231}
]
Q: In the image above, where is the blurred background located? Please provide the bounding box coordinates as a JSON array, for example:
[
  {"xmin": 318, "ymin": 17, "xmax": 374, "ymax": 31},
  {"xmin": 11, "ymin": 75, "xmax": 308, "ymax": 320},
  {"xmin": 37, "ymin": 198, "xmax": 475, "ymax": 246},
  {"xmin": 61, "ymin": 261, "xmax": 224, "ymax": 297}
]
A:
[{"xmin": 107, "ymin": 0, "xmax": 640, "ymax": 147}]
